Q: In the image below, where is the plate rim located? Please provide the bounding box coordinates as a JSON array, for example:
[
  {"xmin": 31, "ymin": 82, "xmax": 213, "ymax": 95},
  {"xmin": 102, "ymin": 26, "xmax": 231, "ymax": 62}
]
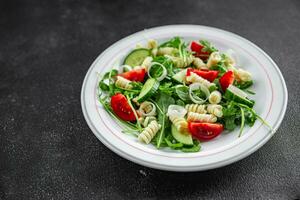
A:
[{"xmin": 81, "ymin": 24, "xmax": 288, "ymax": 171}]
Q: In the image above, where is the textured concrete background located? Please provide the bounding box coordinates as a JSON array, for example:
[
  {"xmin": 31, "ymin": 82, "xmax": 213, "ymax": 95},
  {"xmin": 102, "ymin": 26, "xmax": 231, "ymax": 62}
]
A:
[{"xmin": 0, "ymin": 0, "xmax": 299, "ymax": 199}]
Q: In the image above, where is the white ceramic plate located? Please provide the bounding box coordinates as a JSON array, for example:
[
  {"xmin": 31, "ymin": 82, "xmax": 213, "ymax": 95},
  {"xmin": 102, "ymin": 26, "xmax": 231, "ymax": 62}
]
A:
[{"xmin": 81, "ymin": 25, "xmax": 287, "ymax": 171}]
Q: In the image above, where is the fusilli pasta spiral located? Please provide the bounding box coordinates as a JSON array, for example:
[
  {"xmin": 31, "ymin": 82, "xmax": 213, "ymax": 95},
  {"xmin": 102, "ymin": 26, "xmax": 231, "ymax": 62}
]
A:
[
  {"xmin": 193, "ymin": 57, "xmax": 208, "ymax": 69},
  {"xmin": 169, "ymin": 115, "xmax": 188, "ymax": 132},
  {"xmin": 115, "ymin": 76, "xmax": 132, "ymax": 89},
  {"xmin": 151, "ymin": 48, "xmax": 158, "ymax": 56},
  {"xmin": 138, "ymin": 120, "xmax": 161, "ymax": 144},
  {"xmin": 208, "ymin": 91, "xmax": 222, "ymax": 104},
  {"xmin": 187, "ymin": 112, "xmax": 217, "ymax": 123},
  {"xmin": 166, "ymin": 55, "xmax": 194, "ymax": 68},
  {"xmin": 143, "ymin": 116, "xmax": 156, "ymax": 127},
  {"xmin": 157, "ymin": 47, "xmax": 177, "ymax": 56},
  {"xmin": 147, "ymin": 39, "xmax": 158, "ymax": 49},
  {"xmin": 235, "ymin": 68, "xmax": 252, "ymax": 82},
  {"xmin": 224, "ymin": 54, "xmax": 236, "ymax": 67},
  {"xmin": 141, "ymin": 56, "xmax": 153, "ymax": 70},
  {"xmin": 185, "ymin": 104, "xmax": 207, "ymax": 114},
  {"xmin": 186, "ymin": 72, "xmax": 215, "ymax": 89},
  {"xmin": 207, "ymin": 52, "xmax": 222, "ymax": 68},
  {"xmin": 207, "ymin": 104, "xmax": 223, "ymax": 117}
]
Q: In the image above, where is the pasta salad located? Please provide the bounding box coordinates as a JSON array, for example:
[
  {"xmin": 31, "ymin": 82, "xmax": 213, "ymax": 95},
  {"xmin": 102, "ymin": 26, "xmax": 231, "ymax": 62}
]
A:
[{"xmin": 97, "ymin": 37, "xmax": 271, "ymax": 152}]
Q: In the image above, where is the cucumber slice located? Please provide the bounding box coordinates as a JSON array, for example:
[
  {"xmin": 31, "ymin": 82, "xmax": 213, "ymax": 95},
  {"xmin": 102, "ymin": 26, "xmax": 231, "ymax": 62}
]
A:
[
  {"xmin": 171, "ymin": 124, "xmax": 193, "ymax": 145},
  {"xmin": 225, "ymin": 85, "xmax": 254, "ymax": 107},
  {"xmin": 172, "ymin": 69, "xmax": 187, "ymax": 83},
  {"xmin": 137, "ymin": 78, "xmax": 159, "ymax": 103},
  {"xmin": 123, "ymin": 48, "xmax": 150, "ymax": 67},
  {"xmin": 228, "ymin": 84, "xmax": 248, "ymax": 98}
]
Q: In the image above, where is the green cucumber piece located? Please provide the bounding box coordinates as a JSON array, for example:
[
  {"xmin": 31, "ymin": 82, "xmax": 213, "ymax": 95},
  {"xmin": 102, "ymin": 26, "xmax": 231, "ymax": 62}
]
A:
[
  {"xmin": 123, "ymin": 48, "xmax": 150, "ymax": 67},
  {"xmin": 137, "ymin": 78, "xmax": 159, "ymax": 103},
  {"xmin": 171, "ymin": 124, "xmax": 193, "ymax": 145},
  {"xmin": 225, "ymin": 85, "xmax": 254, "ymax": 107},
  {"xmin": 172, "ymin": 69, "xmax": 187, "ymax": 83}
]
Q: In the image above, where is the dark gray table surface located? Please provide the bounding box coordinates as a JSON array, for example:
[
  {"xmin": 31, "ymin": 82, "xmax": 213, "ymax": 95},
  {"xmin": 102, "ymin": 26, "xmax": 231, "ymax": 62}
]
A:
[{"xmin": 0, "ymin": 0, "xmax": 299, "ymax": 199}]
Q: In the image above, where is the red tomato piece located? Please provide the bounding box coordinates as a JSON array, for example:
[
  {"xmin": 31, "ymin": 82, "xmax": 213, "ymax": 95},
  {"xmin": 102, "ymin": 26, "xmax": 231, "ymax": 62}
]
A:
[
  {"xmin": 190, "ymin": 41, "xmax": 203, "ymax": 52},
  {"xmin": 119, "ymin": 68, "xmax": 146, "ymax": 82},
  {"xmin": 188, "ymin": 122, "xmax": 224, "ymax": 141},
  {"xmin": 111, "ymin": 93, "xmax": 136, "ymax": 121},
  {"xmin": 190, "ymin": 41, "xmax": 210, "ymax": 60},
  {"xmin": 219, "ymin": 70, "xmax": 235, "ymax": 91},
  {"xmin": 186, "ymin": 68, "xmax": 219, "ymax": 82}
]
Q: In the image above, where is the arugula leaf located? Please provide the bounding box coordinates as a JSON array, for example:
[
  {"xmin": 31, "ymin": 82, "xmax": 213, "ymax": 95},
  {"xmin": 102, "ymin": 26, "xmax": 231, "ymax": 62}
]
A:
[
  {"xmin": 175, "ymin": 85, "xmax": 190, "ymax": 102},
  {"xmin": 165, "ymin": 136, "xmax": 183, "ymax": 149},
  {"xmin": 159, "ymin": 82, "xmax": 174, "ymax": 95},
  {"xmin": 244, "ymin": 109, "xmax": 256, "ymax": 126},
  {"xmin": 101, "ymin": 72, "xmax": 110, "ymax": 80},
  {"xmin": 178, "ymin": 41, "xmax": 191, "ymax": 65},
  {"xmin": 221, "ymin": 100, "xmax": 272, "ymax": 136},
  {"xmin": 210, "ymin": 62, "xmax": 228, "ymax": 75},
  {"xmin": 152, "ymin": 56, "xmax": 174, "ymax": 76},
  {"xmin": 192, "ymin": 88, "xmax": 207, "ymax": 99},
  {"xmin": 108, "ymin": 69, "xmax": 118, "ymax": 95},
  {"xmin": 159, "ymin": 37, "xmax": 182, "ymax": 48},
  {"xmin": 155, "ymin": 93, "xmax": 175, "ymax": 148},
  {"xmin": 224, "ymin": 116, "xmax": 237, "ymax": 131},
  {"xmin": 237, "ymin": 103, "xmax": 273, "ymax": 131},
  {"xmin": 222, "ymin": 101, "xmax": 242, "ymax": 131},
  {"xmin": 176, "ymin": 99, "xmax": 186, "ymax": 107},
  {"xmin": 110, "ymin": 69, "xmax": 118, "ymax": 76},
  {"xmin": 235, "ymin": 80, "xmax": 253, "ymax": 90},
  {"xmin": 245, "ymin": 89, "xmax": 256, "ymax": 95},
  {"xmin": 164, "ymin": 134, "xmax": 200, "ymax": 152},
  {"xmin": 130, "ymin": 82, "xmax": 143, "ymax": 90},
  {"xmin": 99, "ymin": 81, "xmax": 109, "ymax": 91},
  {"xmin": 98, "ymin": 69, "xmax": 118, "ymax": 93},
  {"xmin": 239, "ymin": 107, "xmax": 245, "ymax": 137},
  {"xmin": 156, "ymin": 93, "xmax": 175, "ymax": 117},
  {"xmin": 200, "ymin": 40, "xmax": 217, "ymax": 53},
  {"xmin": 222, "ymin": 101, "xmax": 238, "ymax": 117},
  {"xmin": 151, "ymin": 135, "xmax": 168, "ymax": 147}
]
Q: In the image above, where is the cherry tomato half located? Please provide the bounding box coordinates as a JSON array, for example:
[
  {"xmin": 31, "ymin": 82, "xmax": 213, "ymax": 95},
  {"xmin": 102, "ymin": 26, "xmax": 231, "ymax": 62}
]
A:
[
  {"xmin": 186, "ymin": 68, "xmax": 219, "ymax": 82},
  {"xmin": 190, "ymin": 41, "xmax": 210, "ymax": 61},
  {"xmin": 188, "ymin": 122, "xmax": 224, "ymax": 141},
  {"xmin": 111, "ymin": 93, "xmax": 136, "ymax": 121},
  {"xmin": 119, "ymin": 68, "xmax": 146, "ymax": 82},
  {"xmin": 219, "ymin": 70, "xmax": 235, "ymax": 92}
]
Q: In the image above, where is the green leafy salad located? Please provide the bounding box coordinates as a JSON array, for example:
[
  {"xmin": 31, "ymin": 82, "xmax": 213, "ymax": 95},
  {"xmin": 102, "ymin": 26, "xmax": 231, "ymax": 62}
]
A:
[{"xmin": 98, "ymin": 37, "xmax": 272, "ymax": 153}]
